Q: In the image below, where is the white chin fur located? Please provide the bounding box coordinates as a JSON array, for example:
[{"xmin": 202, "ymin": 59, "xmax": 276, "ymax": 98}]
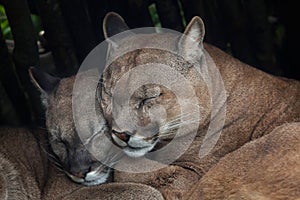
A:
[
  {"xmin": 124, "ymin": 144, "xmax": 156, "ymax": 158},
  {"xmin": 82, "ymin": 173, "xmax": 109, "ymax": 186},
  {"xmin": 67, "ymin": 169, "xmax": 110, "ymax": 186}
]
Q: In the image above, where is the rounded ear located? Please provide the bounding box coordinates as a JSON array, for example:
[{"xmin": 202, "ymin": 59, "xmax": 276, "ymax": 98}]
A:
[
  {"xmin": 103, "ymin": 12, "xmax": 130, "ymax": 39},
  {"xmin": 178, "ymin": 16, "xmax": 205, "ymax": 62},
  {"xmin": 28, "ymin": 67, "xmax": 60, "ymax": 95}
]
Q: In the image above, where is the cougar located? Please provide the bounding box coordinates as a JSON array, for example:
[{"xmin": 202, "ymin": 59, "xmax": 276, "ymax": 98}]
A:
[
  {"xmin": 0, "ymin": 67, "xmax": 165, "ymax": 199},
  {"xmin": 29, "ymin": 67, "xmax": 122, "ymax": 186},
  {"xmin": 98, "ymin": 12, "xmax": 300, "ymax": 198}
]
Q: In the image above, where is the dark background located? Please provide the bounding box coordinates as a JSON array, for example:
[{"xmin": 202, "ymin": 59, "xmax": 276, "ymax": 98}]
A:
[{"xmin": 0, "ymin": 0, "xmax": 296, "ymax": 127}]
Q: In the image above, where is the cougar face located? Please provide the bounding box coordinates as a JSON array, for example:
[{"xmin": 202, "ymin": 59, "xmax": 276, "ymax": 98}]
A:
[
  {"xmin": 100, "ymin": 13, "xmax": 210, "ymax": 158},
  {"xmin": 29, "ymin": 68, "xmax": 121, "ymax": 186}
]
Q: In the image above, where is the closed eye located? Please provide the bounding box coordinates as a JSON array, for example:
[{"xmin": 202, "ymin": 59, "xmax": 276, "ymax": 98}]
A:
[
  {"xmin": 52, "ymin": 135, "xmax": 68, "ymax": 148},
  {"xmin": 50, "ymin": 137, "xmax": 68, "ymax": 163},
  {"xmin": 140, "ymin": 93, "xmax": 162, "ymax": 107}
]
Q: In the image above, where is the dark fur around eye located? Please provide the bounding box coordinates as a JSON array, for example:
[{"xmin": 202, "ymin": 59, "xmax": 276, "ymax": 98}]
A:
[{"xmin": 140, "ymin": 93, "xmax": 162, "ymax": 107}]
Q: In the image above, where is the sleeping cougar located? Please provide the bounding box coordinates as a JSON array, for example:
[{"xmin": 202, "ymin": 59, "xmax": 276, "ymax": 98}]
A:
[
  {"xmin": 29, "ymin": 67, "xmax": 122, "ymax": 186},
  {"xmin": 100, "ymin": 12, "xmax": 300, "ymax": 183}
]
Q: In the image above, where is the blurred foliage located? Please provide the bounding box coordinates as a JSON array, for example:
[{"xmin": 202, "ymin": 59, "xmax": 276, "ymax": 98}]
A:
[
  {"xmin": 274, "ymin": 25, "xmax": 285, "ymax": 46},
  {"xmin": 0, "ymin": 5, "xmax": 12, "ymax": 39},
  {"xmin": 148, "ymin": 3, "xmax": 161, "ymax": 28},
  {"xmin": 177, "ymin": 0, "xmax": 186, "ymax": 27},
  {"xmin": 0, "ymin": 4, "xmax": 42, "ymax": 40}
]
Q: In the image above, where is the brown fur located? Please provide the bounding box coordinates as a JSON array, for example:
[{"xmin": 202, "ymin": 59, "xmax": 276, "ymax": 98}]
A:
[
  {"xmin": 171, "ymin": 43, "xmax": 300, "ymax": 176},
  {"xmin": 29, "ymin": 68, "xmax": 122, "ymax": 185},
  {"xmin": 0, "ymin": 127, "xmax": 165, "ymax": 200},
  {"xmin": 177, "ymin": 44, "xmax": 298, "ymax": 181},
  {"xmin": 0, "ymin": 68, "xmax": 165, "ymax": 199},
  {"xmin": 186, "ymin": 123, "xmax": 300, "ymax": 200},
  {"xmin": 0, "ymin": 128, "xmax": 47, "ymax": 200},
  {"xmin": 1, "ymin": 117, "xmax": 299, "ymax": 199},
  {"xmin": 1, "ymin": 69, "xmax": 298, "ymax": 199},
  {"xmin": 1, "ymin": 70, "xmax": 165, "ymax": 199},
  {"xmin": 101, "ymin": 12, "xmax": 300, "ymax": 199},
  {"xmin": 101, "ymin": 12, "xmax": 300, "ymax": 171},
  {"xmin": 2, "ymin": 12, "xmax": 299, "ymax": 199}
]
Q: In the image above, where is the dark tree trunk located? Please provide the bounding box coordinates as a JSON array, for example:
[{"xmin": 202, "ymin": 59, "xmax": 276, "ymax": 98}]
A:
[
  {"xmin": 107, "ymin": 0, "xmax": 153, "ymax": 28},
  {"xmin": 60, "ymin": 0, "xmax": 98, "ymax": 63},
  {"xmin": 219, "ymin": 0, "xmax": 256, "ymax": 65},
  {"xmin": 272, "ymin": 0, "xmax": 297, "ymax": 79},
  {"xmin": 155, "ymin": 0, "xmax": 184, "ymax": 31},
  {"xmin": 0, "ymin": 28, "xmax": 22, "ymax": 125},
  {"xmin": 243, "ymin": 0, "xmax": 281, "ymax": 75},
  {"xmin": 35, "ymin": 0, "xmax": 79, "ymax": 76},
  {"xmin": 0, "ymin": 81, "xmax": 20, "ymax": 126},
  {"xmin": 3, "ymin": 0, "xmax": 42, "ymax": 126},
  {"xmin": 126, "ymin": 0, "xmax": 153, "ymax": 28},
  {"xmin": 86, "ymin": 0, "xmax": 110, "ymax": 42}
]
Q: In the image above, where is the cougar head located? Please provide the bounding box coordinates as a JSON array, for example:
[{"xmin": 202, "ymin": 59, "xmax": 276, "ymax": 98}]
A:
[
  {"xmin": 100, "ymin": 13, "xmax": 211, "ymax": 158},
  {"xmin": 29, "ymin": 67, "xmax": 121, "ymax": 185}
]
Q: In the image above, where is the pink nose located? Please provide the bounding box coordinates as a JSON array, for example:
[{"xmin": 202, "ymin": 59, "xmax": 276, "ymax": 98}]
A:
[
  {"xmin": 71, "ymin": 167, "xmax": 91, "ymax": 178},
  {"xmin": 72, "ymin": 171, "xmax": 85, "ymax": 178},
  {"xmin": 113, "ymin": 130, "xmax": 130, "ymax": 142}
]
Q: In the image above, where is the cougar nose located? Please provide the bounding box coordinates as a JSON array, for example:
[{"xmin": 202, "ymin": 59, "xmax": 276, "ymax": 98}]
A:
[
  {"xmin": 71, "ymin": 167, "xmax": 91, "ymax": 179},
  {"xmin": 112, "ymin": 130, "xmax": 130, "ymax": 147},
  {"xmin": 73, "ymin": 172, "xmax": 85, "ymax": 179},
  {"xmin": 112, "ymin": 130, "xmax": 130, "ymax": 142}
]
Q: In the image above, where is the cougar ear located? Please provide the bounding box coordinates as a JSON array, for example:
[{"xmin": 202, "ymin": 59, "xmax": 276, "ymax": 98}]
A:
[
  {"xmin": 103, "ymin": 12, "xmax": 134, "ymax": 63},
  {"xmin": 179, "ymin": 16, "xmax": 205, "ymax": 62},
  {"xmin": 103, "ymin": 12, "xmax": 130, "ymax": 39},
  {"xmin": 29, "ymin": 67, "xmax": 60, "ymax": 96}
]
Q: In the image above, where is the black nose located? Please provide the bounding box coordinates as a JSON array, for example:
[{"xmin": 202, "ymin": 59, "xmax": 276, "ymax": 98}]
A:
[{"xmin": 112, "ymin": 130, "xmax": 130, "ymax": 142}]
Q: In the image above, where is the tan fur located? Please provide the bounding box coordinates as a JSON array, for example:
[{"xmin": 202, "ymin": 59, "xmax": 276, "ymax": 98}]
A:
[
  {"xmin": 0, "ymin": 128, "xmax": 47, "ymax": 199},
  {"xmin": 186, "ymin": 123, "xmax": 300, "ymax": 200},
  {"xmin": 1, "ymin": 68, "xmax": 165, "ymax": 199},
  {"xmin": 170, "ymin": 43, "xmax": 300, "ymax": 176},
  {"xmin": 101, "ymin": 12, "xmax": 300, "ymax": 173},
  {"xmin": 0, "ymin": 127, "xmax": 165, "ymax": 200},
  {"xmin": 2, "ymin": 70, "xmax": 298, "ymax": 199},
  {"xmin": 114, "ymin": 160, "xmax": 200, "ymax": 200},
  {"xmin": 101, "ymin": 13, "xmax": 300, "ymax": 199},
  {"xmin": 1, "ymin": 116, "xmax": 298, "ymax": 199},
  {"xmin": 1, "ymin": 12, "xmax": 299, "ymax": 199},
  {"xmin": 0, "ymin": 71, "xmax": 165, "ymax": 199},
  {"xmin": 113, "ymin": 123, "xmax": 300, "ymax": 200},
  {"xmin": 29, "ymin": 68, "xmax": 120, "ymax": 185}
]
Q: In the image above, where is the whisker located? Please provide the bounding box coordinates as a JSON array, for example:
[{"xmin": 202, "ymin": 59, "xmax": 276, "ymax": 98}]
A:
[
  {"xmin": 49, "ymin": 158, "xmax": 64, "ymax": 172},
  {"xmin": 36, "ymin": 127, "xmax": 52, "ymax": 135},
  {"xmin": 156, "ymin": 117, "xmax": 200, "ymax": 139},
  {"xmin": 52, "ymin": 165, "xmax": 65, "ymax": 173},
  {"xmin": 40, "ymin": 145, "xmax": 64, "ymax": 171},
  {"xmin": 48, "ymin": 155, "xmax": 63, "ymax": 167},
  {"xmin": 154, "ymin": 132, "xmax": 177, "ymax": 139},
  {"xmin": 105, "ymin": 152, "xmax": 121, "ymax": 163},
  {"xmin": 88, "ymin": 80, "xmax": 103, "ymax": 84},
  {"xmin": 38, "ymin": 127, "xmax": 59, "ymax": 135},
  {"xmin": 95, "ymin": 165, "xmax": 106, "ymax": 174},
  {"xmin": 168, "ymin": 119, "xmax": 199, "ymax": 129},
  {"xmin": 160, "ymin": 111, "xmax": 200, "ymax": 129},
  {"xmin": 161, "ymin": 120, "xmax": 199, "ymax": 133},
  {"xmin": 40, "ymin": 146, "xmax": 56, "ymax": 159},
  {"xmin": 102, "ymin": 151, "xmax": 123, "ymax": 167}
]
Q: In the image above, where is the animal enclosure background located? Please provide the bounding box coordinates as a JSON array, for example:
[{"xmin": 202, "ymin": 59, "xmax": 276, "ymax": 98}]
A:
[{"xmin": 0, "ymin": 0, "xmax": 296, "ymax": 127}]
